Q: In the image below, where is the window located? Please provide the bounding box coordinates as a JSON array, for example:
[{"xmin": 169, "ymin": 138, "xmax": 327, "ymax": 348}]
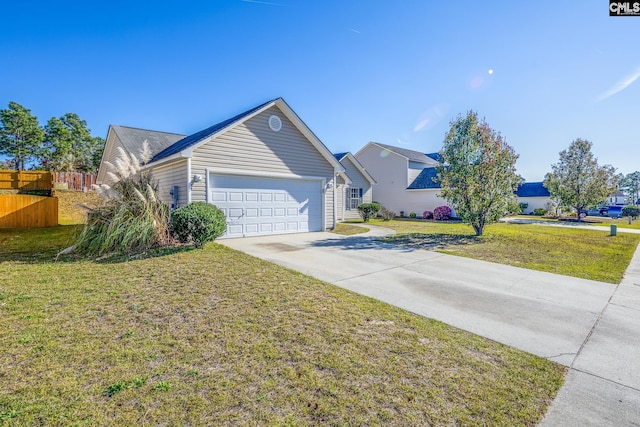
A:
[{"xmin": 348, "ymin": 188, "xmax": 362, "ymax": 210}]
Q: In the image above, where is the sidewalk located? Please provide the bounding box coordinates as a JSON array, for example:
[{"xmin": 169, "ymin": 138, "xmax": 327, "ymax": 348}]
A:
[
  {"xmin": 503, "ymin": 217, "xmax": 640, "ymax": 234},
  {"xmin": 541, "ymin": 243, "xmax": 640, "ymax": 425}
]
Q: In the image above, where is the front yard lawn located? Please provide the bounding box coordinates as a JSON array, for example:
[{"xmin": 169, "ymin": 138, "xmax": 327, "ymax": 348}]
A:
[
  {"xmin": 331, "ymin": 223, "xmax": 369, "ymax": 236},
  {"xmin": 0, "ymin": 226, "xmax": 564, "ymax": 425},
  {"xmin": 375, "ymin": 219, "xmax": 640, "ymax": 283}
]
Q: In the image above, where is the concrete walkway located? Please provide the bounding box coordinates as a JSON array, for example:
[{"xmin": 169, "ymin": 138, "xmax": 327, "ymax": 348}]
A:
[
  {"xmin": 503, "ymin": 216, "xmax": 640, "ymax": 234},
  {"xmin": 220, "ymin": 224, "xmax": 640, "ymax": 425}
]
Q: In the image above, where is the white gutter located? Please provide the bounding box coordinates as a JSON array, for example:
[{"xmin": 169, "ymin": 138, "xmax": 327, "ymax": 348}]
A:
[{"xmin": 187, "ymin": 158, "xmax": 192, "ymax": 204}]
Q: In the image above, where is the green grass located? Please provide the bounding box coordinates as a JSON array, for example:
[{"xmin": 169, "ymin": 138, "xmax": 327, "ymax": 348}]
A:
[
  {"xmin": 0, "ymin": 225, "xmax": 565, "ymax": 426},
  {"xmin": 375, "ymin": 219, "xmax": 640, "ymax": 283},
  {"xmin": 331, "ymin": 223, "xmax": 369, "ymax": 236},
  {"xmin": 517, "ymin": 214, "xmax": 640, "ymax": 230}
]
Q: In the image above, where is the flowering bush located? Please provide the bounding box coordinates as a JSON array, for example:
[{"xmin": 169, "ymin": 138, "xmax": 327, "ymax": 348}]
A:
[
  {"xmin": 422, "ymin": 210, "xmax": 433, "ymax": 220},
  {"xmin": 433, "ymin": 205, "xmax": 452, "ymax": 221}
]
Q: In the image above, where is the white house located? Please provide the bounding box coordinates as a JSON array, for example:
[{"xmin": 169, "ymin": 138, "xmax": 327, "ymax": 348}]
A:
[
  {"xmin": 98, "ymin": 98, "xmax": 351, "ymax": 238},
  {"xmin": 354, "ymin": 142, "xmax": 449, "ymax": 216},
  {"xmin": 515, "ymin": 183, "xmax": 551, "ymax": 214}
]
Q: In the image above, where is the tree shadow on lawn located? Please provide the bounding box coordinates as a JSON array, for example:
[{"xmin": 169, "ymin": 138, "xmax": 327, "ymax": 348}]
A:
[
  {"xmin": 380, "ymin": 233, "xmax": 480, "ymax": 251},
  {"xmin": 310, "ymin": 235, "xmax": 418, "ymax": 252}
]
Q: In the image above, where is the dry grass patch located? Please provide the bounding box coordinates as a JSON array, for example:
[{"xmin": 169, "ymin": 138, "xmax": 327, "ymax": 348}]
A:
[
  {"xmin": 0, "ymin": 226, "xmax": 565, "ymax": 425},
  {"xmin": 57, "ymin": 190, "xmax": 102, "ymax": 225}
]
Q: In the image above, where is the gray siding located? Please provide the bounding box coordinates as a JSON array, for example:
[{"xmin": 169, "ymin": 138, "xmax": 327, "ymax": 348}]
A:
[
  {"xmin": 338, "ymin": 156, "xmax": 373, "ymax": 220},
  {"xmin": 152, "ymin": 159, "xmax": 188, "ymax": 208},
  {"xmin": 189, "ymin": 106, "xmax": 336, "ymax": 229}
]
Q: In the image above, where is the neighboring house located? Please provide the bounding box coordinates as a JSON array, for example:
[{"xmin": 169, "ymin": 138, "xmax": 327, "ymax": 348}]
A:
[
  {"xmin": 515, "ymin": 183, "xmax": 551, "ymax": 214},
  {"xmin": 97, "ymin": 98, "xmax": 348, "ymax": 238},
  {"xmin": 333, "ymin": 152, "xmax": 376, "ymax": 220},
  {"xmin": 354, "ymin": 142, "xmax": 449, "ymax": 216},
  {"xmin": 608, "ymin": 191, "xmax": 626, "ymax": 206}
]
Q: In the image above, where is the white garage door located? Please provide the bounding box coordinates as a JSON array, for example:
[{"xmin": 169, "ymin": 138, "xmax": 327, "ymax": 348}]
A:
[{"xmin": 209, "ymin": 174, "xmax": 323, "ymax": 238}]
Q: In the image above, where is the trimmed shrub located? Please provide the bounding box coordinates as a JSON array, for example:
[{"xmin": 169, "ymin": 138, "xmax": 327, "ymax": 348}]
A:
[
  {"xmin": 379, "ymin": 206, "xmax": 395, "ymax": 221},
  {"xmin": 357, "ymin": 202, "xmax": 381, "ymax": 222},
  {"xmin": 171, "ymin": 202, "xmax": 226, "ymax": 247},
  {"xmin": 518, "ymin": 202, "xmax": 529, "ymax": 212},
  {"xmin": 533, "ymin": 208, "xmax": 546, "ymax": 216},
  {"xmin": 433, "ymin": 205, "xmax": 452, "ymax": 221},
  {"xmin": 409, "ymin": 212, "xmax": 417, "ymax": 218},
  {"xmin": 622, "ymin": 205, "xmax": 640, "ymax": 219},
  {"xmin": 422, "ymin": 210, "xmax": 433, "ymax": 220}
]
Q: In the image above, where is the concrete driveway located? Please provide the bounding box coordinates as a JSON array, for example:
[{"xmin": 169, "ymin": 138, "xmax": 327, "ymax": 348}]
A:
[{"xmin": 220, "ymin": 225, "xmax": 640, "ymax": 425}]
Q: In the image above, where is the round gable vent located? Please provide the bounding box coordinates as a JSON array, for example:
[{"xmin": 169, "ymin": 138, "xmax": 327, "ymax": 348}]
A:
[{"xmin": 268, "ymin": 115, "xmax": 282, "ymax": 132}]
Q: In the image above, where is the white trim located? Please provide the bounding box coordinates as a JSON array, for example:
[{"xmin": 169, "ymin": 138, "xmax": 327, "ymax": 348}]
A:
[
  {"xmin": 332, "ymin": 175, "xmax": 337, "ymax": 229},
  {"xmin": 205, "ymin": 168, "xmax": 211, "ymax": 203},
  {"xmin": 207, "ymin": 167, "xmax": 325, "ymax": 182},
  {"xmin": 145, "ymin": 151, "xmax": 191, "ymax": 169},
  {"xmin": 186, "ymin": 158, "xmax": 192, "ymax": 204}
]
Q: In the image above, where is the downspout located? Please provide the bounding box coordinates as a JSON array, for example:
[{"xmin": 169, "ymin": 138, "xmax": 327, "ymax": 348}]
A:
[
  {"xmin": 333, "ymin": 173, "xmax": 337, "ymax": 229},
  {"xmin": 187, "ymin": 158, "xmax": 192, "ymax": 204},
  {"xmin": 341, "ymin": 185, "xmax": 345, "ymax": 221}
]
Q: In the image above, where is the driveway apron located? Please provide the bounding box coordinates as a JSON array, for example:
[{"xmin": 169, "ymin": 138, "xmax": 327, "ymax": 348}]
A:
[{"xmin": 220, "ymin": 225, "xmax": 640, "ymax": 425}]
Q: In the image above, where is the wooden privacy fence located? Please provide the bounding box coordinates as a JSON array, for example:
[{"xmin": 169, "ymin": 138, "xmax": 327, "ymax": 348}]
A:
[
  {"xmin": 0, "ymin": 170, "xmax": 53, "ymax": 193},
  {"xmin": 0, "ymin": 195, "xmax": 58, "ymax": 228},
  {"xmin": 54, "ymin": 172, "xmax": 96, "ymax": 191}
]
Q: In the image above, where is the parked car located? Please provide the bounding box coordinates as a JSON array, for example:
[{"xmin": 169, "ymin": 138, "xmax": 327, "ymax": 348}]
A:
[{"xmin": 599, "ymin": 205, "xmax": 623, "ymax": 218}]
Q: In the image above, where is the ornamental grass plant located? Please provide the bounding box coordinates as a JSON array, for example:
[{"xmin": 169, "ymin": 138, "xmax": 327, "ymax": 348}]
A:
[{"xmin": 72, "ymin": 142, "xmax": 171, "ymax": 256}]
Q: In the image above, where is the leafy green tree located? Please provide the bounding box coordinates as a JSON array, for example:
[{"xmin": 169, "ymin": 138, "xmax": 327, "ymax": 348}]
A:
[
  {"xmin": 0, "ymin": 102, "xmax": 45, "ymax": 170},
  {"xmin": 436, "ymin": 111, "xmax": 520, "ymax": 236},
  {"xmin": 621, "ymin": 171, "xmax": 640, "ymax": 205},
  {"xmin": 43, "ymin": 113, "xmax": 105, "ymax": 172},
  {"xmin": 543, "ymin": 139, "xmax": 617, "ymax": 221}
]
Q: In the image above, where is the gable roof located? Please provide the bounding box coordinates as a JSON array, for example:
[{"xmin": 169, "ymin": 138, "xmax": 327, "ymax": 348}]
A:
[
  {"xmin": 516, "ymin": 182, "xmax": 550, "ymax": 197},
  {"xmin": 151, "ymin": 99, "xmax": 275, "ymax": 162},
  {"xmin": 407, "ymin": 167, "xmax": 441, "ymax": 190},
  {"xmin": 111, "ymin": 125, "xmax": 186, "ymax": 159},
  {"xmin": 334, "ymin": 152, "xmax": 376, "ymax": 185},
  {"xmin": 369, "ymin": 142, "xmax": 439, "ymax": 165},
  {"xmin": 147, "ymin": 98, "xmax": 343, "ymax": 173}
]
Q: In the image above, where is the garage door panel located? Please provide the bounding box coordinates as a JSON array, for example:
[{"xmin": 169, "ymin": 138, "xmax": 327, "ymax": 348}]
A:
[
  {"xmin": 212, "ymin": 192, "xmax": 227, "ymax": 202},
  {"xmin": 210, "ymin": 174, "xmax": 322, "ymax": 238}
]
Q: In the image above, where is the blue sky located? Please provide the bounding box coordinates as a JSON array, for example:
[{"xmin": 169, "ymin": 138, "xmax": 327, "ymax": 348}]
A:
[{"xmin": 1, "ymin": 0, "xmax": 638, "ymax": 181}]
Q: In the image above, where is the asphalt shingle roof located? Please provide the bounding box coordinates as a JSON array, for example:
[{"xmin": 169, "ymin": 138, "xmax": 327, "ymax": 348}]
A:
[
  {"xmin": 407, "ymin": 167, "xmax": 441, "ymax": 189},
  {"xmin": 373, "ymin": 143, "xmax": 439, "ymax": 164},
  {"xmin": 426, "ymin": 152, "xmax": 444, "ymax": 163},
  {"xmin": 111, "ymin": 126, "xmax": 186, "ymax": 160},
  {"xmin": 333, "ymin": 152, "xmax": 348, "ymax": 161},
  {"xmin": 516, "ymin": 182, "xmax": 550, "ymax": 197},
  {"xmin": 151, "ymin": 98, "xmax": 278, "ymax": 162}
]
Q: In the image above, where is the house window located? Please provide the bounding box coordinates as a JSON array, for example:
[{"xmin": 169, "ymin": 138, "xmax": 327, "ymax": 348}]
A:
[{"xmin": 348, "ymin": 188, "xmax": 362, "ymax": 210}]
